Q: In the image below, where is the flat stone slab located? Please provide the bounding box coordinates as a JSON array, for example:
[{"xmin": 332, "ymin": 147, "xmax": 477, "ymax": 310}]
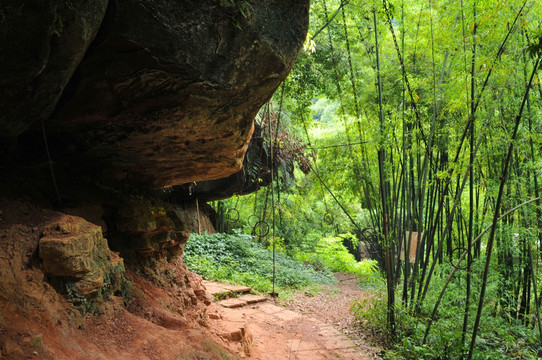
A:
[
  {"xmin": 218, "ymin": 298, "xmax": 248, "ymax": 308},
  {"xmin": 202, "ymin": 280, "xmax": 229, "ymax": 296},
  {"xmin": 238, "ymin": 294, "xmax": 267, "ymax": 304},
  {"xmin": 202, "ymin": 280, "xmax": 252, "ymax": 297},
  {"xmin": 221, "ymin": 284, "xmax": 252, "ymax": 293}
]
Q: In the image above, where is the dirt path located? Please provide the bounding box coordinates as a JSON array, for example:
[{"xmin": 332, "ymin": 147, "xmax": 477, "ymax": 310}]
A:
[
  {"xmin": 207, "ymin": 273, "xmax": 381, "ymax": 359},
  {"xmin": 284, "ymin": 272, "xmax": 381, "ymax": 356},
  {"xmin": 0, "ymin": 198, "xmax": 379, "ymax": 360}
]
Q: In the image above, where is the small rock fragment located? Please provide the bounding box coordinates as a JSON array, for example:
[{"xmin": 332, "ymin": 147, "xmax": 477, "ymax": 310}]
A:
[{"xmin": 208, "ymin": 313, "xmax": 221, "ymax": 320}]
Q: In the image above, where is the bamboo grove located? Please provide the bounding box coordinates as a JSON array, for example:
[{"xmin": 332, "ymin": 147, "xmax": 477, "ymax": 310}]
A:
[{"xmin": 222, "ymin": 0, "xmax": 542, "ymax": 357}]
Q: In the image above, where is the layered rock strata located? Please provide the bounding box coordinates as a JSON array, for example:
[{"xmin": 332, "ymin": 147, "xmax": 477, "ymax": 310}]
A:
[{"xmin": 39, "ymin": 215, "xmax": 126, "ymax": 299}]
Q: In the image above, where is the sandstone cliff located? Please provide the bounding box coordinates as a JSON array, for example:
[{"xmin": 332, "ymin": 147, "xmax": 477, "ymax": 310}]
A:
[{"xmin": 1, "ymin": 0, "xmax": 308, "ymax": 188}]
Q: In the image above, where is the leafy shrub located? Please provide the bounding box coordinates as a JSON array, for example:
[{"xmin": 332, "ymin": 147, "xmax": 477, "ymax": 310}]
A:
[
  {"xmin": 183, "ymin": 232, "xmax": 336, "ymax": 292},
  {"xmin": 352, "ymin": 261, "xmax": 542, "ymax": 359},
  {"xmin": 293, "ymin": 234, "xmax": 381, "ymax": 285},
  {"xmin": 351, "ymin": 291, "xmax": 415, "ymax": 349}
]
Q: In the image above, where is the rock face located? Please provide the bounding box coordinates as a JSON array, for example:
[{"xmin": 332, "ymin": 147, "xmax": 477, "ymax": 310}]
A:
[
  {"xmin": 107, "ymin": 199, "xmax": 190, "ymax": 263},
  {"xmin": 0, "ymin": 3, "xmax": 310, "ymax": 356},
  {"xmin": 0, "ymin": 0, "xmax": 311, "ymax": 312},
  {"xmin": 39, "ymin": 215, "xmax": 126, "ymax": 298},
  {"xmin": 170, "ymin": 122, "xmax": 272, "ymax": 201},
  {"xmin": 1, "ymin": 0, "xmax": 310, "ymax": 189},
  {"xmin": 0, "ymin": 199, "xmax": 223, "ymax": 359},
  {"xmin": 0, "ymin": 0, "xmax": 108, "ymax": 139},
  {"xmin": 172, "ymin": 201, "xmax": 217, "ymax": 235}
]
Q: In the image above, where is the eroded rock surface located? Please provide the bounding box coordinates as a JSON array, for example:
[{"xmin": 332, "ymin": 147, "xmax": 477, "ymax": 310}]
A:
[
  {"xmin": 39, "ymin": 215, "xmax": 126, "ymax": 298},
  {"xmin": 106, "ymin": 199, "xmax": 190, "ymax": 263},
  {"xmin": 170, "ymin": 122, "xmax": 272, "ymax": 201},
  {"xmin": 1, "ymin": 0, "xmax": 310, "ymax": 189}
]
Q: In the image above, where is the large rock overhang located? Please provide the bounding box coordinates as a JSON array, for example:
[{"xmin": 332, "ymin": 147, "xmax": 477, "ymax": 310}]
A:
[{"xmin": 0, "ymin": 0, "xmax": 310, "ymax": 189}]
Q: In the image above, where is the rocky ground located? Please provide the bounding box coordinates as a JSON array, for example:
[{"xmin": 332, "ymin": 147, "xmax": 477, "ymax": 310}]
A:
[
  {"xmin": 204, "ymin": 273, "xmax": 382, "ymax": 360},
  {"xmin": 0, "ymin": 197, "xmax": 381, "ymax": 359},
  {"xmin": 283, "ymin": 273, "xmax": 382, "ymax": 357}
]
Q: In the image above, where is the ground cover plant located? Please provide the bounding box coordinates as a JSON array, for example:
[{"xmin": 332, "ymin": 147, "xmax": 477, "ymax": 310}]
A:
[
  {"xmin": 183, "ymin": 232, "xmax": 336, "ymax": 293},
  {"xmin": 291, "ymin": 234, "xmax": 381, "ymax": 285}
]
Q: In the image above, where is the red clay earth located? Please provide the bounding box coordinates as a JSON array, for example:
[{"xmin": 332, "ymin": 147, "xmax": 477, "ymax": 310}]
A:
[
  {"xmin": 204, "ymin": 274, "xmax": 381, "ymax": 359},
  {"xmin": 0, "ymin": 198, "xmax": 380, "ymax": 359},
  {"xmin": 283, "ymin": 273, "xmax": 382, "ymax": 358}
]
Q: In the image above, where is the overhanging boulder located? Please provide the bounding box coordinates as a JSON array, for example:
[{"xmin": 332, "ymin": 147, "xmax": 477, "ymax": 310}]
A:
[{"xmin": 17, "ymin": 0, "xmax": 310, "ymax": 189}]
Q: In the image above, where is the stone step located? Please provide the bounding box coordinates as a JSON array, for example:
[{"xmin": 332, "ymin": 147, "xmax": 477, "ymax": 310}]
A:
[
  {"xmin": 218, "ymin": 298, "xmax": 248, "ymax": 308},
  {"xmin": 203, "ymin": 280, "xmax": 252, "ymax": 299},
  {"xmin": 239, "ymin": 294, "xmax": 267, "ymax": 304},
  {"xmin": 218, "ymin": 294, "xmax": 267, "ymax": 308}
]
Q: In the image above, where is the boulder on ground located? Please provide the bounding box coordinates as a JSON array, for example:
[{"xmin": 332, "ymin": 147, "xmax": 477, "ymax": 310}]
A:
[{"xmin": 39, "ymin": 215, "xmax": 125, "ymax": 299}]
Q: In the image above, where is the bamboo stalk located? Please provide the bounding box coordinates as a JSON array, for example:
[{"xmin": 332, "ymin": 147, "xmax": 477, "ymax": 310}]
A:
[
  {"xmin": 467, "ymin": 55, "xmax": 540, "ymax": 360},
  {"xmin": 423, "ymin": 196, "xmax": 542, "ymax": 344},
  {"xmin": 374, "ymin": 7, "xmax": 395, "ymax": 336}
]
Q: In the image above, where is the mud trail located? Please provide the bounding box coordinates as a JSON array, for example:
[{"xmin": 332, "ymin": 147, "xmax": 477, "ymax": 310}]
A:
[{"xmin": 207, "ymin": 273, "xmax": 381, "ymax": 359}]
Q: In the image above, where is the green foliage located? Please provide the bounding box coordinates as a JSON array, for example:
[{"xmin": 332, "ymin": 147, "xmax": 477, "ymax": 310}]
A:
[
  {"xmin": 351, "ymin": 261, "xmax": 542, "ymax": 359},
  {"xmin": 312, "ymin": 98, "xmax": 340, "ymax": 125},
  {"xmin": 183, "ymin": 232, "xmax": 336, "ymax": 292},
  {"xmin": 214, "ymin": 0, "xmax": 542, "ymax": 358},
  {"xmin": 351, "ymin": 292, "xmax": 415, "ymax": 348},
  {"xmin": 293, "ymin": 234, "xmax": 381, "ymax": 285},
  {"xmin": 527, "ymin": 31, "xmax": 542, "ymax": 61}
]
